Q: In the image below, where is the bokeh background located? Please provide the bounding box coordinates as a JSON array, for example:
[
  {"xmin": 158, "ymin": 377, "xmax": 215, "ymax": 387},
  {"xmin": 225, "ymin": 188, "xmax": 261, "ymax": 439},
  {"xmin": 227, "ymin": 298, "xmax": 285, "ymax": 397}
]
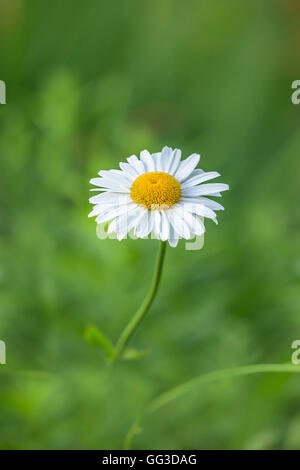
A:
[{"xmin": 0, "ymin": 0, "xmax": 300, "ymax": 450}]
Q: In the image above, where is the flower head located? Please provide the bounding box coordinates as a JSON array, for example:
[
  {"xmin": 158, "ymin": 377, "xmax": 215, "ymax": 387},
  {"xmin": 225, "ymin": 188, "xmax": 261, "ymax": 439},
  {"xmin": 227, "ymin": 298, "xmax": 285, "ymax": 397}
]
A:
[{"xmin": 89, "ymin": 147, "xmax": 229, "ymax": 247}]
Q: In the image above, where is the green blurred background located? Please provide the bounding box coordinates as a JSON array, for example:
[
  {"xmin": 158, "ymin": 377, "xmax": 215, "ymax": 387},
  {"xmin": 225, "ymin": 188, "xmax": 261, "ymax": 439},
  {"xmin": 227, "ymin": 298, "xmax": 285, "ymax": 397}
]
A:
[{"xmin": 0, "ymin": 0, "xmax": 300, "ymax": 450}]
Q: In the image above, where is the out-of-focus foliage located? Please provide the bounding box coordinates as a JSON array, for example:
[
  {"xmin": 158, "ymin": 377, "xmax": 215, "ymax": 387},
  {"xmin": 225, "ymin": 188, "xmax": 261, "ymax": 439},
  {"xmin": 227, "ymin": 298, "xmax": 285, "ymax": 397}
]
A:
[{"xmin": 0, "ymin": 0, "xmax": 300, "ymax": 450}]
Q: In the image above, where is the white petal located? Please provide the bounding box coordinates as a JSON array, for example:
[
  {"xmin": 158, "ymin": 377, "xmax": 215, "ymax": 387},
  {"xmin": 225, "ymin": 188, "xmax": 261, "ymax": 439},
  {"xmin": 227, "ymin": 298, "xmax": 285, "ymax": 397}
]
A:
[
  {"xmin": 97, "ymin": 171, "xmax": 132, "ymax": 190},
  {"xmin": 127, "ymin": 155, "xmax": 145, "ymax": 175},
  {"xmin": 174, "ymin": 153, "xmax": 200, "ymax": 182},
  {"xmin": 182, "ymin": 183, "xmax": 229, "ymax": 197},
  {"xmin": 109, "ymin": 208, "xmax": 144, "ymax": 238},
  {"xmin": 160, "ymin": 210, "xmax": 170, "ymax": 241},
  {"xmin": 181, "ymin": 196, "xmax": 224, "ymax": 211},
  {"xmin": 90, "ymin": 177, "xmax": 130, "ymax": 192},
  {"xmin": 135, "ymin": 210, "xmax": 153, "ymax": 238},
  {"xmin": 140, "ymin": 150, "xmax": 155, "ymax": 172},
  {"xmin": 89, "ymin": 199, "xmax": 131, "ymax": 216},
  {"xmin": 160, "ymin": 146, "xmax": 173, "ymax": 173},
  {"xmin": 89, "ymin": 193, "xmax": 130, "ymax": 205},
  {"xmin": 119, "ymin": 162, "xmax": 139, "ymax": 180},
  {"xmin": 98, "ymin": 169, "xmax": 131, "ymax": 184},
  {"xmin": 189, "ymin": 168, "xmax": 205, "ymax": 176},
  {"xmin": 95, "ymin": 203, "xmax": 137, "ymax": 224},
  {"xmin": 93, "ymin": 180, "xmax": 130, "ymax": 192},
  {"xmin": 152, "ymin": 152, "xmax": 163, "ymax": 172},
  {"xmin": 152, "ymin": 211, "xmax": 161, "ymax": 238},
  {"xmin": 181, "ymin": 211, "xmax": 206, "ymax": 235},
  {"xmin": 181, "ymin": 171, "xmax": 220, "ymax": 189},
  {"xmin": 89, "ymin": 188, "xmax": 109, "ymax": 192},
  {"xmin": 168, "ymin": 149, "xmax": 182, "ymax": 176},
  {"xmin": 177, "ymin": 201, "xmax": 217, "ymax": 223},
  {"xmin": 88, "ymin": 197, "xmax": 132, "ymax": 218},
  {"xmin": 168, "ymin": 225, "xmax": 179, "ymax": 247},
  {"xmin": 128, "ymin": 209, "xmax": 147, "ymax": 233},
  {"xmin": 167, "ymin": 207, "xmax": 191, "ymax": 239},
  {"xmin": 90, "ymin": 177, "xmax": 105, "ymax": 187}
]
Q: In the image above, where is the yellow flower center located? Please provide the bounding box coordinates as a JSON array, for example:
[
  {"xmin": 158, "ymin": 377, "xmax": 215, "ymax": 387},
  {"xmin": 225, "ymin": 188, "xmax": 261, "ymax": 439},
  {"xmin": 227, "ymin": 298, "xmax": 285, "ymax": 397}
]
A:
[{"xmin": 130, "ymin": 171, "xmax": 181, "ymax": 210}]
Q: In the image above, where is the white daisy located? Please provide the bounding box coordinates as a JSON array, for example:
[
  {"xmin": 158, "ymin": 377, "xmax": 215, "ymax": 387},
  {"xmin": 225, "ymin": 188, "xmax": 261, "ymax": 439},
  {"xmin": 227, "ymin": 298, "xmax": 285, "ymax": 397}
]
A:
[{"xmin": 89, "ymin": 146, "xmax": 229, "ymax": 247}]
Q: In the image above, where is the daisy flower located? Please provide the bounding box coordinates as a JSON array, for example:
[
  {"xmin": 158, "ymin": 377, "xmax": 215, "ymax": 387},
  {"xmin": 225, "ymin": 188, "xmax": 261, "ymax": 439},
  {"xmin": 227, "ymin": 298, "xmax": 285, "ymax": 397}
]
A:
[
  {"xmin": 89, "ymin": 146, "xmax": 229, "ymax": 247},
  {"xmin": 87, "ymin": 147, "xmax": 229, "ymax": 362}
]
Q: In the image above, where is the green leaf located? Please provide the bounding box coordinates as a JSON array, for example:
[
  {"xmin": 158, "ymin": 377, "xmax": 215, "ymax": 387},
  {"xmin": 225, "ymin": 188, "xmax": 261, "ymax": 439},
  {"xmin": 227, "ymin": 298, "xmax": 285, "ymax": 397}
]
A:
[{"xmin": 84, "ymin": 325, "xmax": 115, "ymax": 360}]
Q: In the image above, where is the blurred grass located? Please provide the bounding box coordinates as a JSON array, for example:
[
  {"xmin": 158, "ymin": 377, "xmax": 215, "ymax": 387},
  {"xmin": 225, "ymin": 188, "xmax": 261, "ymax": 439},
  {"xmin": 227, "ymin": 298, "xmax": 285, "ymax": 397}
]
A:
[{"xmin": 0, "ymin": 0, "xmax": 300, "ymax": 449}]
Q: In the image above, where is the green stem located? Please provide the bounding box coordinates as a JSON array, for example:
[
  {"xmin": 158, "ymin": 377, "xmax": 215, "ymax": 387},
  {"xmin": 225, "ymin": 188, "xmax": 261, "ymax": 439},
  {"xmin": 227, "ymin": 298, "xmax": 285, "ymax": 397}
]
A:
[{"xmin": 113, "ymin": 241, "xmax": 167, "ymax": 362}]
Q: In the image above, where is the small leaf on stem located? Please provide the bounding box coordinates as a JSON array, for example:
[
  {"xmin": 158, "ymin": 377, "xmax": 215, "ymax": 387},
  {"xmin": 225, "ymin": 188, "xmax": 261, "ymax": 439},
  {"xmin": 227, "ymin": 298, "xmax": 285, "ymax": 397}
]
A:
[{"xmin": 84, "ymin": 325, "xmax": 115, "ymax": 360}]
